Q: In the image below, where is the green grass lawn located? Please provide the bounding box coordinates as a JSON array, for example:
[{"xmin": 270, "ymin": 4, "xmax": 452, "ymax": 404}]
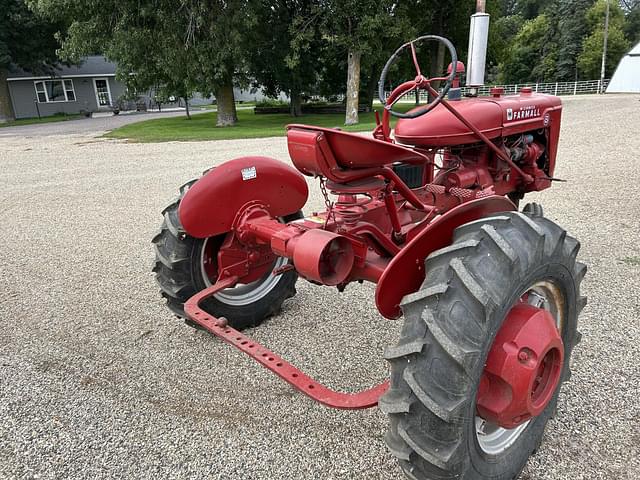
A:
[
  {"xmin": 0, "ymin": 112, "xmax": 84, "ymax": 128},
  {"xmin": 105, "ymin": 103, "xmax": 414, "ymax": 142}
]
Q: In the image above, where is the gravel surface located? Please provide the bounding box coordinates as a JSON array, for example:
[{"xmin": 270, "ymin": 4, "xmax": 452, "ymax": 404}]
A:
[{"xmin": 1, "ymin": 94, "xmax": 639, "ymax": 480}]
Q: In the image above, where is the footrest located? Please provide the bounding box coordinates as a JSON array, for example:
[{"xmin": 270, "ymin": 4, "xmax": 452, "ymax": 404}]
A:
[{"xmin": 184, "ymin": 277, "xmax": 389, "ymax": 410}]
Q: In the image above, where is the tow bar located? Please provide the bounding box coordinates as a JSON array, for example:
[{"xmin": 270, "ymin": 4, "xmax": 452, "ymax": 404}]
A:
[{"xmin": 184, "ymin": 276, "xmax": 389, "ymax": 409}]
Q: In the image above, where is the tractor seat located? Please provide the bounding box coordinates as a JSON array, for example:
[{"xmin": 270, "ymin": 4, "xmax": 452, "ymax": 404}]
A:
[{"xmin": 286, "ymin": 125, "xmax": 430, "ymax": 180}]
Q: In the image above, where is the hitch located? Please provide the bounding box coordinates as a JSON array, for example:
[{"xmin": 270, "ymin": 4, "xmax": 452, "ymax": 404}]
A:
[{"xmin": 184, "ymin": 276, "xmax": 389, "ymax": 409}]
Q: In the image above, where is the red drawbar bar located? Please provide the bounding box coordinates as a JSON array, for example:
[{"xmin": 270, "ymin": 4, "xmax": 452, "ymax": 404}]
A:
[{"xmin": 184, "ymin": 276, "xmax": 389, "ymax": 409}]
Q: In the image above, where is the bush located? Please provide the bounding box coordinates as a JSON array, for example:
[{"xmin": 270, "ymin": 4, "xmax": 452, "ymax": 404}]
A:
[
  {"xmin": 254, "ymin": 101, "xmax": 366, "ymax": 115},
  {"xmin": 254, "ymin": 99, "xmax": 289, "ymax": 108}
]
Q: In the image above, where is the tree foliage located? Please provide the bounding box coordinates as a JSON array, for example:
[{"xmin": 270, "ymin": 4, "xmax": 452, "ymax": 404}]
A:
[
  {"xmin": 577, "ymin": 0, "xmax": 631, "ymax": 78},
  {"xmin": 246, "ymin": 0, "xmax": 323, "ymax": 116},
  {"xmin": 497, "ymin": 0, "xmax": 635, "ymax": 83},
  {"xmin": 320, "ymin": 0, "xmax": 397, "ymax": 124},
  {"xmin": 625, "ymin": 6, "xmax": 640, "ymax": 42},
  {"xmin": 0, "ymin": 0, "xmax": 67, "ymax": 120},
  {"xmin": 499, "ymin": 14, "xmax": 558, "ymax": 83},
  {"xmin": 32, "ymin": 0, "xmax": 254, "ymax": 125},
  {"xmin": 5, "ymin": 0, "xmax": 640, "ymax": 124},
  {"xmin": 557, "ymin": 0, "xmax": 597, "ymax": 81},
  {"xmin": 1, "ymin": 0, "xmax": 64, "ymax": 71}
]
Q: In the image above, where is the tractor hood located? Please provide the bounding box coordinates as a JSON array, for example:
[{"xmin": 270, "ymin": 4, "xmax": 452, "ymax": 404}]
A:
[{"xmin": 394, "ymin": 91, "xmax": 561, "ymax": 147}]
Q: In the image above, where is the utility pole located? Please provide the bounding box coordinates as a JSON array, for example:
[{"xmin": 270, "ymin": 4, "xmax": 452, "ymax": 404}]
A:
[{"xmin": 600, "ymin": 0, "xmax": 610, "ymax": 93}]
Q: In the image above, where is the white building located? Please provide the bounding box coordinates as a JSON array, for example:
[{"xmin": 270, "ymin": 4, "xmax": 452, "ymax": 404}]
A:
[{"xmin": 606, "ymin": 42, "xmax": 640, "ymax": 93}]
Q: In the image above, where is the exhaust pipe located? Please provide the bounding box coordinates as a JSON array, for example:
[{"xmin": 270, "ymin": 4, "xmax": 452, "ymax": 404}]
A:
[{"xmin": 466, "ymin": 1, "xmax": 490, "ymax": 87}]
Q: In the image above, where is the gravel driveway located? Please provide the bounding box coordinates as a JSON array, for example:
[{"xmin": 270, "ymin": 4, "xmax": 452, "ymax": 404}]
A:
[
  {"xmin": 1, "ymin": 94, "xmax": 639, "ymax": 480},
  {"xmin": 0, "ymin": 109, "xmax": 201, "ymax": 138}
]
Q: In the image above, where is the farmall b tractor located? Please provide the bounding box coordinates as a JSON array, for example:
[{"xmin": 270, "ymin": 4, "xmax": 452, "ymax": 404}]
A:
[{"xmin": 153, "ymin": 32, "xmax": 586, "ymax": 480}]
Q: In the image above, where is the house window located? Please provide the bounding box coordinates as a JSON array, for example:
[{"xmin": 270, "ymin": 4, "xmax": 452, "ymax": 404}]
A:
[
  {"xmin": 35, "ymin": 82, "xmax": 47, "ymax": 103},
  {"xmin": 64, "ymin": 80, "xmax": 76, "ymax": 101},
  {"xmin": 34, "ymin": 79, "xmax": 76, "ymax": 103},
  {"xmin": 93, "ymin": 79, "xmax": 112, "ymax": 106}
]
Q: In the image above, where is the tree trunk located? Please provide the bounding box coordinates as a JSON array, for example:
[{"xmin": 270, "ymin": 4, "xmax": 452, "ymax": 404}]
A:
[
  {"xmin": 428, "ymin": 43, "xmax": 447, "ymax": 102},
  {"xmin": 0, "ymin": 70, "xmax": 15, "ymax": 123},
  {"xmin": 345, "ymin": 50, "xmax": 361, "ymax": 125},
  {"xmin": 436, "ymin": 42, "xmax": 446, "ymax": 81},
  {"xmin": 215, "ymin": 81, "xmax": 237, "ymax": 127},
  {"xmin": 290, "ymin": 89, "xmax": 302, "ymax": 117},
  {"xmin": 361, "ymin": 63, "xmax": 378, "ymax": 112},
  {"xmin": 183, "ymin": 96, "xmax": 191, "ymax": 119},
  {"xmin": 427, "ymin": 9, "xmax": 446, "ymax": 103}
]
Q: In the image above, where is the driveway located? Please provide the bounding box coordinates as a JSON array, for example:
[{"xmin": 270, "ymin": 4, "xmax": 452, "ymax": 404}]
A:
[
  {"xmin": 0, "ymin": 94, "xmax": 639, "ymax": 480},
  {"xmin": 0, "ymin": 109, "xmax": 202, "ymax": 137}
]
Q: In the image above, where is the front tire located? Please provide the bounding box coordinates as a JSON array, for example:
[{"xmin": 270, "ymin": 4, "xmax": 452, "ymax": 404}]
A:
[
  {"xmin": 381, "ymin": 209, "xmax": 586, "ymax": 479},
  {"xmin": 152, "ymin": 179, "xmax": 302, "ymax": 330}
]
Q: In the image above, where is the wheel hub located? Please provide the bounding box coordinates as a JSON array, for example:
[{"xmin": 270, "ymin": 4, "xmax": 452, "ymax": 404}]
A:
[{"xmin": 476, "ymin": 303, "xmax": 564, "ymax": 429}]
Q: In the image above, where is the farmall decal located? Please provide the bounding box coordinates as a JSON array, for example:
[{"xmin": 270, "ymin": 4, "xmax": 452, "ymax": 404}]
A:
[{"xmin": 506, "ymin": 105, "xmax": 541, "ymax": 122}]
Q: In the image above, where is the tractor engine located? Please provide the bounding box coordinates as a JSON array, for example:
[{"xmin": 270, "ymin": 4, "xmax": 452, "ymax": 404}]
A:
[{"xmin": 392, "ymin": 86, "xmax": 562, "ymax": 197}]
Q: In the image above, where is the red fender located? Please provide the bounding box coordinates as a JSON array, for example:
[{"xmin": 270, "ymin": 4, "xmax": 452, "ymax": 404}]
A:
[
  {"xmin": 375, "ymin": 196, "xmax": 516, "ymax": 319},
  {"xmin": 179, "ymin": 157, "xmax": 309, "ymax": 238}
]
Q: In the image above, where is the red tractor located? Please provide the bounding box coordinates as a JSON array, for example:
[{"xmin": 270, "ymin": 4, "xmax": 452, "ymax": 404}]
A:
[{"xmin": 153, "ymin": 35, "xmax": 586, "ymax": 479}]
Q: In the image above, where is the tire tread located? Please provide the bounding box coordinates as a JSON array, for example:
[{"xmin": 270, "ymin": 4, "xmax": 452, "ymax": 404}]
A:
[{"xmin": 383, "ymin": 210, "xmax": 586, "ymax": 480}]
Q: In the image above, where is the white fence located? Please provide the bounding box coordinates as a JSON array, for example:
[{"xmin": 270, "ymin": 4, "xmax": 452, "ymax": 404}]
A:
[
  {"xmin": 462, "ymin": 79, "xmax": 610, "ymax": 96},
  {"xmin": 390, "ymin": 79, "xmax": 610, "ymax": 101}
]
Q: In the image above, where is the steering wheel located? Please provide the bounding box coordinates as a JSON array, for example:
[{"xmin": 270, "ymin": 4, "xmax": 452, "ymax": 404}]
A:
[{"xmin": 378, "ymin": 35, "xmax": 458, "ymax": 119}]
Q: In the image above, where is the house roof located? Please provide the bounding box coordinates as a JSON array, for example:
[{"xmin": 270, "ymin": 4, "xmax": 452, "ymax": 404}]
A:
[{"xmin": 6, "ymin": 56, "xmax": 117, "ymax": 81}]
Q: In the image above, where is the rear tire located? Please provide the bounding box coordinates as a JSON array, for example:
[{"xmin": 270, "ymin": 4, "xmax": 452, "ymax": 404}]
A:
[
  {"xmin": 152, "ymin": 178, "xmax": 302, "ymax": 330},
  {"xmin": 381, "ymin": 210, "xmax": 586, "ymax": 480}
]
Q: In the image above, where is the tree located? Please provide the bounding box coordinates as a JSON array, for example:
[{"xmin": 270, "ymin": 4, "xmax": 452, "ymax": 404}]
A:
[
  {"xmin": 323, "ymin": 0, "xmax": 392, "ymax": 125},
  {"xmin": 184, "ymin": 0, "xmax": 251, "ymax": 125},
  {"xmin": 339, "ymin": 0, "xmax": 417, "ymax": 113},
  {"xmin": 247, "ymin": 0, "xmax": 323, "ymax": 116},
  {"xmin": 577, "ymin": 0, "xmax": 630, "ymax": 78},
  {"xmin": 577, "ymin": 26, "xmax": 630, "ymax": 77},
  {"xmin": 91, "ymin": 4, "xmax": 199, "ymax": 119},
  {"xmin": 510, "ymin": 0, "xmax": 554, "ymax": 19},
  {"xmin": 390, "ymin": 0, "xmax": 482, "ymax": 93},
  {"xmin": 622, "ymin": 2, "xmax": 640, "ymax": 43},
  {"xmin": 499, "ymin": 14, "xmax": 559, "ymax": 83},
  {"xmin": 489, "ymin": 14, "xmax": 524, "ymax": 82},
  {"xmin": 0, "ymin": 0, "xmax": 65, "ymax": 121},
  {"xmin": 556, "ymin": 0, "xmax": 596, "ymax": 81},
  {"xmin": 33, "ymin": 0, "xmax": 251, "ymax": 126}
]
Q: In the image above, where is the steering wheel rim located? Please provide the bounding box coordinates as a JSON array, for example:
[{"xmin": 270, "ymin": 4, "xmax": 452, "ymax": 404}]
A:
[{"xmin": 378, "ymin": 35, "xmax": 458, "ymax": 119}]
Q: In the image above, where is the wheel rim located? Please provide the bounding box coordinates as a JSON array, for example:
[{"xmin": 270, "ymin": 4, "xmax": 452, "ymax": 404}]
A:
[
  {"xmin": 475, "ymin": 280, "xmax": 565, "ymax": 455},
  {"xmin": 200, "ymin": 237, "xmax": 288, "ymax": 307}
]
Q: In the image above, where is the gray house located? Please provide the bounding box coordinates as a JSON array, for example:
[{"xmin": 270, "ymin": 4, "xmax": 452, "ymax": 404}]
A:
[{"xmin": 6, "ymin": 56, "xmax": 125, "ymax": 119}]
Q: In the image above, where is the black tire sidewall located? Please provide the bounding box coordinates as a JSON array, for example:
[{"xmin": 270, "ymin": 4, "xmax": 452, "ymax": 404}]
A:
[
  {"xmin": 188, "ymin": 212, "xmax": 302, "ymax": 330},
  {"xmin": 465, "ymin": 261, "xmax": 578, "ymax": 479}
]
